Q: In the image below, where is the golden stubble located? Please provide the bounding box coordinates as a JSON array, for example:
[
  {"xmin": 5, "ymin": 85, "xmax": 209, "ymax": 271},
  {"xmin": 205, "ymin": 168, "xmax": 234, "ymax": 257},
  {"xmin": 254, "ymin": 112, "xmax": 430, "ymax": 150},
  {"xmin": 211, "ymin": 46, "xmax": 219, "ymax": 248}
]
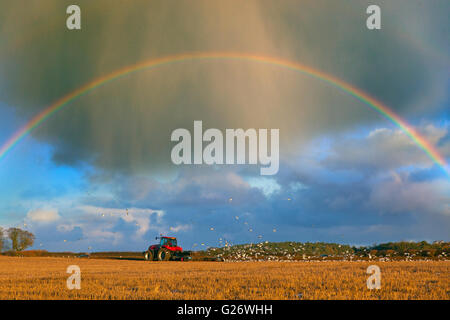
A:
[{"xmin": 0, "ymin": 256, "xmax": 448, "ymax": 300}]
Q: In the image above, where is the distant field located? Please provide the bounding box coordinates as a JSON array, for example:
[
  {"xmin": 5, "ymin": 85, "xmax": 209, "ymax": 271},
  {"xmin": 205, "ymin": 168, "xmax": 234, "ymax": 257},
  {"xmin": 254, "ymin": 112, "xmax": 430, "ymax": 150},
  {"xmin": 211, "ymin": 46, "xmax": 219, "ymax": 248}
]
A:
[{"xmin": 0, "ymin": 256, "xmax": 448, "ymax": 299}]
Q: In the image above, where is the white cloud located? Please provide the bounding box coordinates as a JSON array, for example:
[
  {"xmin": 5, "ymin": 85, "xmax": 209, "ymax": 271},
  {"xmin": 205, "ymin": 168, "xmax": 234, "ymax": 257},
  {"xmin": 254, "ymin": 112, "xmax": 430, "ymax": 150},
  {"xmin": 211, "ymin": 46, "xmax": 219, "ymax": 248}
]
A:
[
  {"xmin": 289, "ymin": 181, "xmax": 308, "ymax": 192},
  {"xmin": 246, "ymin": 177, "xmax": 281, "ymax": 197},
  {"xmin": 369, "ymin": 172, "xmax": 450, "ymax": 216},
  {"xmin": 78, "ymin": 205, "xmax": 165, "ymax": 238},
  {"xmin": 169, "ymin": 224, "xmax": 192, "ymax": 233},
  {"xmin": 26, "ymin": 208, "xmax": 60, "ymax": 223},
  {"xmin": 324, "ymin": 123, "xmax": 449, "ymax": 172},
  {"xmin": 79, "ymin": 205, "xmax": 163, "ymax": 216}
]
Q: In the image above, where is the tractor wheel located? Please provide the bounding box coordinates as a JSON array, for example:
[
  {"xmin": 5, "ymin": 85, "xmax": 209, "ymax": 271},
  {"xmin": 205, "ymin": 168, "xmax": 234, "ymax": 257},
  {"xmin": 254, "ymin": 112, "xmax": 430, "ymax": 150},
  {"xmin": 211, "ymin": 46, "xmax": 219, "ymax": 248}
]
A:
[
  {"xmin": 157, "ymin": 248, "xmax": 171, "ymax": 261},
  {"xmin": 144, "ymin": 250, "xmax": 153, "ymax": 261}
]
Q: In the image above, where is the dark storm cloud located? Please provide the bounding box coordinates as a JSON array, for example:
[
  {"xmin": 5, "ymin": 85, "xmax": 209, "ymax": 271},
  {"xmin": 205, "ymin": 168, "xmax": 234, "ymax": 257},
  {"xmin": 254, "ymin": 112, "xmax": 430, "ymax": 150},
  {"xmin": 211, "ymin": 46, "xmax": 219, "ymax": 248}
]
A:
[{"xmin": 0, "ymin": 0, "xmax": 448, "ymax": 173}]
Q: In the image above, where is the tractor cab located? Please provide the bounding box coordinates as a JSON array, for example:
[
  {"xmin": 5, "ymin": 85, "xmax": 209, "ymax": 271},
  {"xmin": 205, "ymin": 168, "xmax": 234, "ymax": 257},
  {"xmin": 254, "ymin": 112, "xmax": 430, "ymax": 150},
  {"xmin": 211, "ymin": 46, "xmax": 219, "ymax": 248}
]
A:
[{"xmin": 160, "ymin": 236, "xmax": 177, "ymax": 248}]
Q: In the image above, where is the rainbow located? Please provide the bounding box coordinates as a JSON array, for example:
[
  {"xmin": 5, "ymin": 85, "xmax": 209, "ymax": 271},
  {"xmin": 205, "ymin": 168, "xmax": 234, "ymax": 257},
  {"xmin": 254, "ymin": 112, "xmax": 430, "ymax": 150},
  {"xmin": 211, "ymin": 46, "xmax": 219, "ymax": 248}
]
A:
[{"xmin": 0, "ymin": 52, "xmax": 448, "ymax": 176}]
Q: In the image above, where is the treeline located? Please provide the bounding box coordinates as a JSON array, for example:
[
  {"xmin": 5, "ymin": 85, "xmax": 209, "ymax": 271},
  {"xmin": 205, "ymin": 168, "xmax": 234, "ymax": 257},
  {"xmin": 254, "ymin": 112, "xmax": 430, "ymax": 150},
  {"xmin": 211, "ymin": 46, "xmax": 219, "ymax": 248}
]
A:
[
  {"xmin": 201, "ymin": 240, "xmax": 450, "ymax": 260},
  {"xmin": 0, "ymin": 227, "xmax": 35, "ymax": 252},
  {"xmin": 354, "ymin": 241, "xmax": 450, "ymax": 258}
]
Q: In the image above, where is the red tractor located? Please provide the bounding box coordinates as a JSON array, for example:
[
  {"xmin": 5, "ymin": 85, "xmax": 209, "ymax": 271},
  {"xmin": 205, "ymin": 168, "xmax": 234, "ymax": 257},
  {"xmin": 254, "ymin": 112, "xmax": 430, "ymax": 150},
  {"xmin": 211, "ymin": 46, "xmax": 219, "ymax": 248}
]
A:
[{"xmin": 143, "ymin": 236, "xmax": 192, "ymax": 261}]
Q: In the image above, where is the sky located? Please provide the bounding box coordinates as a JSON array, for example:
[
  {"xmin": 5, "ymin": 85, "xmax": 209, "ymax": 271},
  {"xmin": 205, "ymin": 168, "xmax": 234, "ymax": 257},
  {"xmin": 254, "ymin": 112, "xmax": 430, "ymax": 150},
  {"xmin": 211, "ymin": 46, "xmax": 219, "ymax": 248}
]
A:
[{"xmin": 0, "ymin": 0, "xmax": 448, "ymax": 252}]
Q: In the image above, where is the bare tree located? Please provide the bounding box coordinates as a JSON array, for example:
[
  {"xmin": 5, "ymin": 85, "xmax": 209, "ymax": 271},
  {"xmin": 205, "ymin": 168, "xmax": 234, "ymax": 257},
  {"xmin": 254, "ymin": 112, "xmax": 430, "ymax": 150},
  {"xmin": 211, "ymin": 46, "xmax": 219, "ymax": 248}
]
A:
[
  {"xmin": 0, "ymin": 227, "xmax": 4, "ymax": 252},
  {"xmin": 7, "ymin": 228, "xmax": 35, "ymax": 251}
]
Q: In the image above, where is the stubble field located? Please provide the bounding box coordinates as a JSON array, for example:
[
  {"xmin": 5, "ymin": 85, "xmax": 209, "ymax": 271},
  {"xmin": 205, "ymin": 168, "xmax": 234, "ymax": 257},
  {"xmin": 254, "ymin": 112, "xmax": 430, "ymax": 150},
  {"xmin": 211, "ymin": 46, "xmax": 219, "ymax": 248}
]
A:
[{"xmin": 0, "ymin": 256, "xmax": 448, "ymax": 299}]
